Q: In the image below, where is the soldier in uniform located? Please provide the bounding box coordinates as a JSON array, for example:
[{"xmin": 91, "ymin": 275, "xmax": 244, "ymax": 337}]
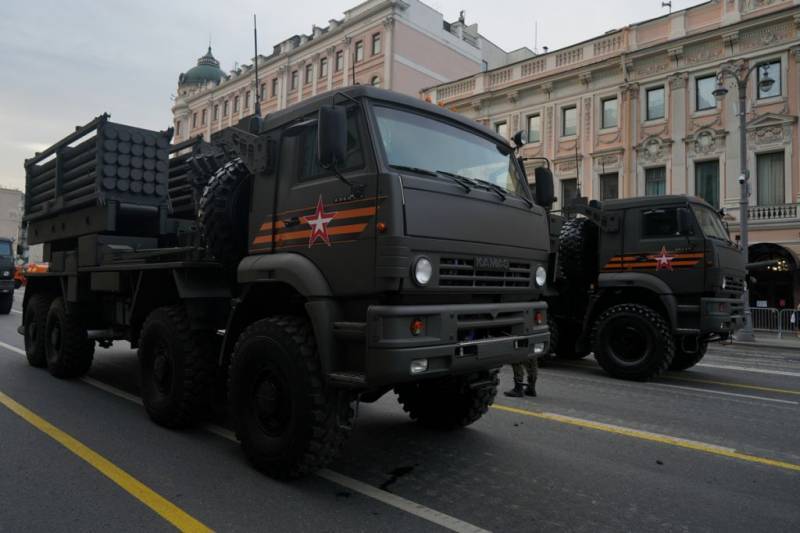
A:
[{"xmin": 504, "ymin": 355, "xmax": 538, "ymax": 397}]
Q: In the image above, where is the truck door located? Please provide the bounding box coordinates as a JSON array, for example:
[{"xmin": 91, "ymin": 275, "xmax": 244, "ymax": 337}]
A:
[
  {"xmin": 625, "ymin": 205, "xmax": 703, "ymax": 289},
  {"xmin": 267, "ymin": 105, "xmax": 378, "ymax": 296}
]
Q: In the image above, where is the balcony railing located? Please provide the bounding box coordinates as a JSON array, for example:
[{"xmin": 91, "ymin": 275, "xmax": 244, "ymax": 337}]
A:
[{"xmin": 748, "ymin": 203, "xmax": 799, "ymax": 223}]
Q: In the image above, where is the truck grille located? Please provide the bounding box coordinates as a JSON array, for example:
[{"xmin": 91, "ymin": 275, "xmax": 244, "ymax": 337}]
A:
[
  {"xmin": 439, "ymin": 257, "xmax": 531, "ymax": 288},
  {"xmin": 724, "ymin": 276, "xmax": 745, "ymax": 293}
]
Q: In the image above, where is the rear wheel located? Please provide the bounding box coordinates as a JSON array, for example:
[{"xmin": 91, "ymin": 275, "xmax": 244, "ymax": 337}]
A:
[
  {"xmin": 138, "ymin": 305, "xmax": 216, "ymax": 428},
  {"xmin": 45, "ymin": 298, "xmax": 94, "ymax": 378},
  {"xmin": 395, "ymin": 371, "xmax": 498, "ymax": 429},
  {"xmin": 592, "ymin": 303, "xmax": 674, "ymax": 381},
  {"xmin": 24, "ymin": 293, "xmax": 53, "ymax": 368},
  {"xmin": 0, "ymin": 293, "xmax": 12, "ymax": 314},
  {"xmin": 669, "ymin": 342, "xmax": 708, "ymax": 371},
  {"xmin": 228, "ymin": 316, "xmax": 355, "ymax": 479}
]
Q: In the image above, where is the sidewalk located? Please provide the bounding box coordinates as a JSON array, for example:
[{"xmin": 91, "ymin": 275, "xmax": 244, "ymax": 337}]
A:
[{"xmin": 728, "ymin": 334, "xmax": 800, "ymax": 351}]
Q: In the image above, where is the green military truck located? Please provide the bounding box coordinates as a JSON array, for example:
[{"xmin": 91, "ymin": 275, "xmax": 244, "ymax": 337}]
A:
[
  {"xmin": 545, "ymin": 195, "xmax": 746, "ymax": 380},
  {"xmin": 20, "ymin": 86, "xmax": 552, "ymax": 478},
  {"xmin": 0, "ymin": 237, "xmax": 15, "ymax": 314}
]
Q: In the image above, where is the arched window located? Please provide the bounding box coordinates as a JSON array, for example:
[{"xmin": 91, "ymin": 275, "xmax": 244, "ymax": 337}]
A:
[{"xmin": 370, "ymin": 76, "xmax": 381, "ymax": 88}]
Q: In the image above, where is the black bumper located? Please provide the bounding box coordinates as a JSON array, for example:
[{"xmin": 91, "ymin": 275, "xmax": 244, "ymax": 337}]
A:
[
  {"xmin": 364, "ymin": 301, "xmax": 549, "ymax": 386},
  {"xmin": 700, "ymin": 297, "xmax": 745, "ymax": 335}
]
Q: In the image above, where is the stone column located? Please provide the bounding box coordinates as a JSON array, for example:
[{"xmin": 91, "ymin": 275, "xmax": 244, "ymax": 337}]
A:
[
  {"xmin": 669, "ymin": 72, "xmax": 688, "ymax": 194},
  {"xmin": 622, "ymin": 82, "xmax": 639, "ymax": 198},
  {"xmin": 326, "ymin": 46, "xmax": 336, "ymax": 91},
  {"xmin": 793, "ymin": 47, "xmax": 800, "ymax": 202},
  {"xmin": 383, "ymin": 16, "xmax": 395, "ymax": 90},
  {"xmin": 342, "ymin": 37, "xmax": 352, "ymax": 86},
  {"xmin": 297, "ymin": 60, "xmax": 306, "ymax": 103},
  {"xmin": 312, "ymin": 54, "xmax": 320, "ymax": 97},
  {"xmin": 278, "ymin": 64, "xmax": 289, "ymax": 110}
]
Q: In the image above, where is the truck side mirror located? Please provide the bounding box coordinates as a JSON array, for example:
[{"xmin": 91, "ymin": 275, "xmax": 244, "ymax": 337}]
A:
[
  {"xmin": 678, "ymin": 207, "xmax": 695, "ymax": 236},
  {"xmin": 317, "ymin": 105, "xmax": 347, "ymax": 168},
  {"xmin": 533, "ymin": 167, "xmax": 555, "ymax": 210}
]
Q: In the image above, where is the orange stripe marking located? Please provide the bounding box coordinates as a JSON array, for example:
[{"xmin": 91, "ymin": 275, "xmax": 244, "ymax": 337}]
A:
[
  {"xmin": 259, "ymin": 207, "xmax": 377, "ymax": 232},
  {"xmin": 253, "ymin": 223, "xmax": 368, "ymax": 246}
]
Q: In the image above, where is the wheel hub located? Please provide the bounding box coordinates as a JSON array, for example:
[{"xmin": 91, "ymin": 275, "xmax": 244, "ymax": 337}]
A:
[
  {"xmin": 253, "ymin": 372, "xmax": 290, "ymax": 436},
  {"xmin": 151, "ymin": 341, "xmax": 172, "ymax": 394},
  {"xmin": 608, "ymin": 319, "xmax": 650, "ymax": 364},
  {"xmin": 49, "ymin": 324, "xmax": 61, "ymax": 352}
]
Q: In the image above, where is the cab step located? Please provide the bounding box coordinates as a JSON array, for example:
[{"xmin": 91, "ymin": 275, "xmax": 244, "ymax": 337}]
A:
[
  {"xmin": 328, "ymin": 371, "xmax": 367, "ymax": 388},
  {"xmin": 332, "ymin": 321, "xmax": 366, "ymax": 341}
]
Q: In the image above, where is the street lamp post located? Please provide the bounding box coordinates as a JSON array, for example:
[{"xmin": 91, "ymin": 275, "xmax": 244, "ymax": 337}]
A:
[{"xmin": 713, "ymin": 61, "xmax": 775, "ymax": 342}]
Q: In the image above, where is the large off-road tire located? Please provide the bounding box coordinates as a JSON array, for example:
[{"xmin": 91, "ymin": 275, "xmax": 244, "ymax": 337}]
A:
[
  {"xmin": 592, "ymin": 303, "xmax": 674, "ymax": 381},
  {"xmin": 0, "ymin": 293, "xmax": 12, "ymax": 315},
  {"xmin": 553, "ymin": 319, "xmax": 590, "ymax": 360},
  {"xmin": 138, "ymin": 305, "xmax": 216, "ymax": 428},
  {"xmin": 198, "ymin": 158, "xmax": 252, "ymax": 267},
  {"xmin": 44, "ymin": 298, "xmax": 94, "ymax": 379},
  {"xmin": 24, "ymin": 293, "xmax": 53, "ymax": 368},
  {"xmin": 228, "ymin": 316, "xmax": 355, "ymax": 479},
  {"xmin": 558, "ymin": 217, "xmax": 598, "ymax": 288},
  {"xmin": 669, "ymin": 342, "xmax": 708, "ymax": 371},
  {"xmin": 394, "ymin": 371, "xmax": 498, "ymax": 429}
]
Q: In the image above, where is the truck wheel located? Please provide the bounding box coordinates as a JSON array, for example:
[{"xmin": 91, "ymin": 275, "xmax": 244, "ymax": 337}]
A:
[
  {"xmin": 45, "ymin": 298, "xmax": 94, "ymax": 379},
  {"xmin": 24, "ymin": 293, "xmax": 52, "ymax": 368},
  {"xmin": 0, "ymin": 292, "xmax": 12, "ymax": 315},
  {"xmin": 592, "ymin": 303, "xmax": 674, "ymax": 381},
  {"xmin": 394, "ymin": 371, "xmax": 498, "ymax": 429},
  {"xmin": 198, "ymin": 158, "xmax": 252, "ymax": 267},
  {"xmin": 228, "ymin": 316, "xmax": 355, "ymax": 479},
  {"xmin": 558, "ymin": 217, "xmax": 598, "ymax": 288},
  {"xmin": 138, "ymin": 306, "xmax": 216, "ymax": 428},
  {"xmin": 669, "ymin": 342, "xmax": 708, "ymax": 371}
]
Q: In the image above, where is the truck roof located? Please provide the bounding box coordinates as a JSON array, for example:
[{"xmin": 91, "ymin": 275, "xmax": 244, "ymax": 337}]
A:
[
  {"xmin": 601, "ymin": 195, "xmax": 713, "ymax": 210},
  {"xmin": 259, "ymin": 85, "xmax": 510, "ymax": 148}
]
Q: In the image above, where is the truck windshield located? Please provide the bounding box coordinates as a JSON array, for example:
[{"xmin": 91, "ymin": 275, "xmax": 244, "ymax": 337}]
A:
[
  {"xmin": 0, "ymin": 241, "xmax": 10, "ymax": 256},
  {"xmin": 691, "ymin": 205, "xmax": 730, "ymax": 242},
  {"xmin": 373, "ymin": 106, "xmax": 529, "ymax": 199}
]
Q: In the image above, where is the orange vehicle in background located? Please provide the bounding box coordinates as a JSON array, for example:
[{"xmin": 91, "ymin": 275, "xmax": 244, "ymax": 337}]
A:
[{"xmin": 14, "ymin": 262, "xmax": 48, "ymax": 289}]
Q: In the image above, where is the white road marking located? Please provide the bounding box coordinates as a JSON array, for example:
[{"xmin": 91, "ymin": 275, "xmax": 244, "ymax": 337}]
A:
[
  {"xmin": 697, "ymin": 363, "xmax": 800, "ymax": 378},
  {"xmin": 0, "ymin": 341, "xmax": 489, "ymax": 533},
  {"xmin": 657, "ymin": 383, "xmax": 799, "ymax": 406}
]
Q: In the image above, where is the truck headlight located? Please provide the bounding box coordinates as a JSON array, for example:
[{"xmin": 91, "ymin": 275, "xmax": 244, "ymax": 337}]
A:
[
  {"xmin": 535, "ymin": 266, "xmax": 547, "ymax": 287},
  {"xmin": 412, "ymin": 257, "xmax": 433, "ymax": 286},
  {"xmin": 2, "ymin": 271, "xmax": 8, "ymax": 277},
  {"xmin": 721, "ymin": 277, "xmax": 727, "ymax": 290}
]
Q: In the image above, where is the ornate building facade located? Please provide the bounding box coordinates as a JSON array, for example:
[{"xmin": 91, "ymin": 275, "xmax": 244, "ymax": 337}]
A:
[
  {"xmin": 171, "ymin": 0, "xmax": 533, "ymax": 145},
  {"xmin": 423, "ymin": 0, "xmax": 800, "ymax": 308}
]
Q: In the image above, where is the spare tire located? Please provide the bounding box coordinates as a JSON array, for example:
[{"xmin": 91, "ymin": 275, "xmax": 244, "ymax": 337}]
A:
[
  {"xmin": 198, "ymin": 158, "xmax": 252, "ymax": 267},
  {"xmin": 558, "ymin": 217, "xmax": 598, "ymax": 288}
]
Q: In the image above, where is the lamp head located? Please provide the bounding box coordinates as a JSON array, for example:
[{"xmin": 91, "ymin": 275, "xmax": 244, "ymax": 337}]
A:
[
  {"xmin": 758, "ymin": 64, "xmax": 775, "ymax": 94},
  {"xmin": 712, "ymin": 77, "xmax": 728, "ymax": 100}
]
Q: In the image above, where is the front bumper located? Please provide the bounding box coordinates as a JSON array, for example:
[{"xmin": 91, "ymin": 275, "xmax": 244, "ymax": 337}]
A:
[
  {"xmin": 364, "ymin": 301, "xmax": 549, "ymax": 386},
  {"xmin": 0, "ymin": 279, "xmax": 14, "ymax": 293},
  {"xmin": 700, "ymin": 296, "xmax": 745, "ymax": 335}
]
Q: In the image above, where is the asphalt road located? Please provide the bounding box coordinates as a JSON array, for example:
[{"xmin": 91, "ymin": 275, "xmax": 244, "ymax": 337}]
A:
[{"xmin": 1, "ymin": 291, "xmax": 798, "ymax": 532}]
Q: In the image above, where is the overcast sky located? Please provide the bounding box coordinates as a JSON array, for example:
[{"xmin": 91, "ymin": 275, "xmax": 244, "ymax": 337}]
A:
[{"xmin": 0, "ymin": 0, "xmax": 706, "ymax": 189}]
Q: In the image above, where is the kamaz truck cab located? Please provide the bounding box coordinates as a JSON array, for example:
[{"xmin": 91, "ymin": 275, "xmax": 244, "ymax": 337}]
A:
[
  {"xmin": 548, "ymin": 195, "xmax": 745, "ymax": 380},
  {"xmin": 22, "ymin": 86, "xmax": 552, "ymax": 478}
]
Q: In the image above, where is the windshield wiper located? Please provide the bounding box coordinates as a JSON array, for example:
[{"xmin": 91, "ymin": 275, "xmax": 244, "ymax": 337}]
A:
[
  {"xmin": 390, "ymin": 165, "xmax": 471, "ymax": 193},
  {"xmin": 469, "ymin": 177, "xmax": 508, "ymax": 202},
  {"xmin": 432, "ymin": 169, "xmax": 474, "ymax": 193}
]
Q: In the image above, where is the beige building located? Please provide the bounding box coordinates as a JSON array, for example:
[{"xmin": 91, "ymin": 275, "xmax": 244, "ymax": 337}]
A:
[
  {"xmin": 423, "ymin": 0, "xmax": 800, "ymax": 308},
  {"xmin": 171, "ymin": 0, "xmax": 533, "ymax": 145}
]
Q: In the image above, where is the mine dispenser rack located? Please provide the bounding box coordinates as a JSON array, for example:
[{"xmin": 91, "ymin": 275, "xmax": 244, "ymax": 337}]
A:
[{"xmin": 23, "ymin": 114, "xmax": 174, "ymax": 246}]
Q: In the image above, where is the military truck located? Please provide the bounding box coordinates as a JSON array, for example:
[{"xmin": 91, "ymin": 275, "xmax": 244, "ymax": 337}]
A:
[
  {"xmin": 20, "ymin": 86, "xmax": 551, "ymax": 478},
  {"xmin": 0, "ymin": 237, "xmax": 15, "ymax": 314},
  {"xmin": 545, "ymin": 195, "xmax": 746, "ymax": 380}
]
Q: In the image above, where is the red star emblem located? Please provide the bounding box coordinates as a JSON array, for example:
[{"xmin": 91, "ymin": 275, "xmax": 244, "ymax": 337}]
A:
[
  {"xmin": 301, "ymin": 196, "xmax": 337, "ymax": 248},
  {"xmin": 653, "ymin": 246, "xmax": 674, "ymax": 271}
]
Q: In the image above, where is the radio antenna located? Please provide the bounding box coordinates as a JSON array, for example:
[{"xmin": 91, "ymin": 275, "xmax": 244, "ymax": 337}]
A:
[{"xmin": 253, "ymin": 14, "xmax": 261, "ymax": 117}]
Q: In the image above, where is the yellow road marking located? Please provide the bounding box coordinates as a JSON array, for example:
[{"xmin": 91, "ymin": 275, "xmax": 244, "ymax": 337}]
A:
[
  {"xmin": 491, "ymin": 403, "xmax": 800, "ymax": 473},
  {"xmin": 0, "ymin": 390, "xmax": 212, "ymax": 532},
  {"xmin": 663, "ymin": 376, "xmax": 800, "ymax": 396}
]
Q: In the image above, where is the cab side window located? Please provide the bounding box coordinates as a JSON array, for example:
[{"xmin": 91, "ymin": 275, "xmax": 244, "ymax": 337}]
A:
[
  {"xmin": 293, "ymin": 107, "xmax": 365, "ymax": 182},
  {"xmin": 642, "ymin": 208, "xmax": 679, "ymax": 238}
]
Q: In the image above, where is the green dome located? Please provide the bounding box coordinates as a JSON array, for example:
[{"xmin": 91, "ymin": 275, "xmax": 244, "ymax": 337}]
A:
[{"xmin": 179, "ymin": 47, "xmax": 225, "ymax": 86}]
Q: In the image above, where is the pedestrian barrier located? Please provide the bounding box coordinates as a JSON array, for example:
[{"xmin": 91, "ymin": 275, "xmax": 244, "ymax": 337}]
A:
[
  {"xmin": 778, "ymin": 308, "xmax": 800, "ymax": 338},
  {"xmin": 749, "ymin": 307, "xmax": 779, "ymax": 333}
]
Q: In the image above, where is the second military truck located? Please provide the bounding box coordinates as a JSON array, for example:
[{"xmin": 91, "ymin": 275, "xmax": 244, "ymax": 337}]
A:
[
  {"xmin": 21, "ymin": 86, "xmax": 552, "ymax": 478},
  {"xmin": 546, "ymin": 195, "xmax": 746, "ymax": 380}
]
